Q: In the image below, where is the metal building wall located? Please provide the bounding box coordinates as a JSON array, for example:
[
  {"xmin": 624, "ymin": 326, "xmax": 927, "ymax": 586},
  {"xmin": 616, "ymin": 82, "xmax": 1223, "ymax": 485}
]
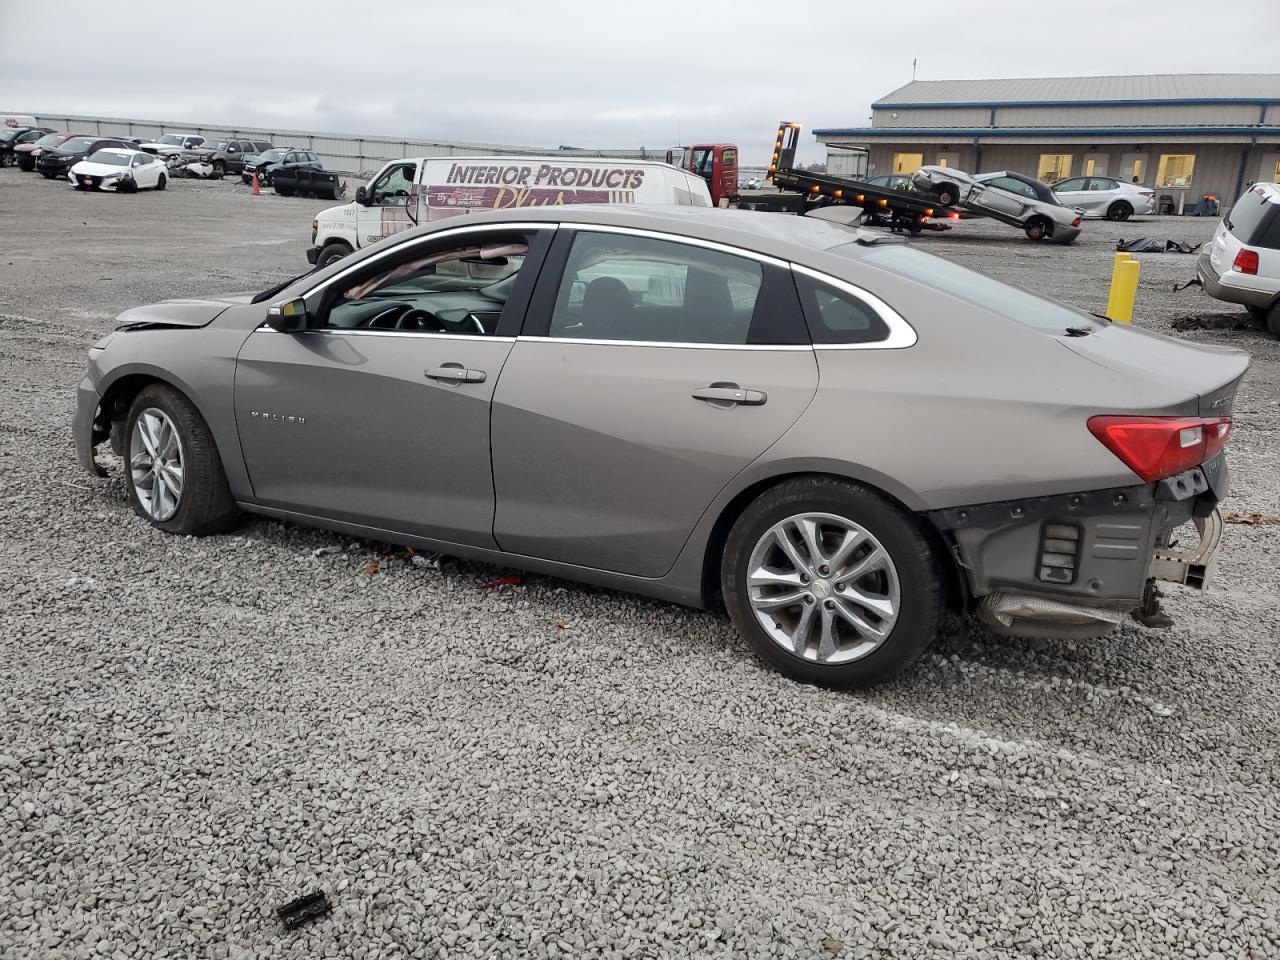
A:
[{"xmin": 30, "ymin": 113, "xmax": 666, "ymax": 177}]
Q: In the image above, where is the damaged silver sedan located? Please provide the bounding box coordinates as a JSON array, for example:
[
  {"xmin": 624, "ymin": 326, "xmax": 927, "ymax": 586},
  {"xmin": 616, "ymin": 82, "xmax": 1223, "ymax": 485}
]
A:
[{"xmin": 72, "ymin": 206, "xmax": 1247, "ymax": 687}]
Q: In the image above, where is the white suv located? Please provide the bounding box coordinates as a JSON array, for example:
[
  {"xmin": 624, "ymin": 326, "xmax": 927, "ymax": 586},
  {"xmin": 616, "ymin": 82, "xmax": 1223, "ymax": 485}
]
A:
[{"xmin": 1198, "ymin": 182, "xmax": 1280, "ymax": 335}]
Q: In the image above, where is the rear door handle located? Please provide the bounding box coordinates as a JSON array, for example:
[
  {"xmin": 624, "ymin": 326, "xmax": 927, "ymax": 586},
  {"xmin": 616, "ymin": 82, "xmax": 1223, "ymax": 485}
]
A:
[
  {"xmin": 692, "ymin": 384, "xmax": 767, "ymax": 406},
  {"xmin": 425, "ymin": 363, "xmax": 486, "ymax": 384}
]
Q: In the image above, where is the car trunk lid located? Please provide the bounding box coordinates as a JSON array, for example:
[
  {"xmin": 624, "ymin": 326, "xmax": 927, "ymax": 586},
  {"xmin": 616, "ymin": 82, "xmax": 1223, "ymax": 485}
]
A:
[{"xmin": 1061, "ymin": 322, "xmax": 1249, "ymax": 416}]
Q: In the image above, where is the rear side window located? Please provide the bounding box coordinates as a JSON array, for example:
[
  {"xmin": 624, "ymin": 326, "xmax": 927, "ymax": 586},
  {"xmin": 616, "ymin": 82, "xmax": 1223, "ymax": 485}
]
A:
[
  {"xmin": 546, "ymin": 231, "xmax": 804, "ymax": 345},
  {"xmin": 793, "ymin": 272, "xmax": 890, "ymax": 345},
  {"xmin": 1226, "ymin": 188, "xmax": 1278, "ymax": 246}
]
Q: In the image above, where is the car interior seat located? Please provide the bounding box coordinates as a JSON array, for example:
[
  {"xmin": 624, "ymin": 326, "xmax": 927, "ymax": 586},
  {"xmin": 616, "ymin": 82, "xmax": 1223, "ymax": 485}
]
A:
[{"xmin": 580, "ymin": 276, "xmax": 635, "ymax": 339}]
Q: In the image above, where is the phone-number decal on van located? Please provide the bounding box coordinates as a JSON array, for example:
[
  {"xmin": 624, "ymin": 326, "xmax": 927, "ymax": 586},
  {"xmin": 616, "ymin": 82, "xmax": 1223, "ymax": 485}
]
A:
[{"xmin": 424, "ymin": 186, "xmax": 636, "ymax": 209}]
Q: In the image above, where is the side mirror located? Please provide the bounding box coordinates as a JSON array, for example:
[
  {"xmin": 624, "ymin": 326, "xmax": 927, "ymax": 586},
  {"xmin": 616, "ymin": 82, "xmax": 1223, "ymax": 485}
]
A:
[
  {"xmin": 355, "ymin": 185, "xmax": 370, "ymax": 206},
  {"xmin": 266, "ymin": 297, "xmax": 309, "ymax": 333}
]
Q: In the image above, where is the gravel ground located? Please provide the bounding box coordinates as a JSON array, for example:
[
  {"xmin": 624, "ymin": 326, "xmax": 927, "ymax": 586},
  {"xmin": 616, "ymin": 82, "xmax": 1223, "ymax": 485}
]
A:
[{"xmin": 1, "ymin": 168, "xmax": 1278, "ymax": 959}]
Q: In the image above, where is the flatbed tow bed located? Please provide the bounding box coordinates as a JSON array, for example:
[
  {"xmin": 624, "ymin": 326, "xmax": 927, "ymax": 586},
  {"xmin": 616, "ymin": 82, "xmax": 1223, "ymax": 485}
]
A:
[{"xmin": 731, "ymin": 122, "xmax": 951, "ymax": 235}]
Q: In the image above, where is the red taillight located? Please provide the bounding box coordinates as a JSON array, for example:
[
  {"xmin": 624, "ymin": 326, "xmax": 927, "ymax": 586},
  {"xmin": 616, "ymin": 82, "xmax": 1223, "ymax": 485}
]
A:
[
  {"xmin": 1071, "ymin": 215, "xmax": 1082, "ymax": 227},
  {"xmin": 1232, "ymin": 249, "xmax": 1259, "ymax": 275},
  {"xmin": 1088, "ymin": 416, "xmax": 1232, "ymax": 482}
]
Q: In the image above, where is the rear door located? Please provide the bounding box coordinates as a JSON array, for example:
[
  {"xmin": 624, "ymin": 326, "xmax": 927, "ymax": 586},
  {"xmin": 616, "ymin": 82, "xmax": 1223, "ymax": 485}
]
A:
[{"xmin": 490, "ymin": 225, "xmax": 818, "ymax": 577}]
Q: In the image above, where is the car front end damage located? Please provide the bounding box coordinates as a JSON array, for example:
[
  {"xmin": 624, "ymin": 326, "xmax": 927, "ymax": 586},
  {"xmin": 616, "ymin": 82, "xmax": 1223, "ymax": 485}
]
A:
[{"xmin": 929, "ymin": 441, "xmax": 1231, "ymax": 637}]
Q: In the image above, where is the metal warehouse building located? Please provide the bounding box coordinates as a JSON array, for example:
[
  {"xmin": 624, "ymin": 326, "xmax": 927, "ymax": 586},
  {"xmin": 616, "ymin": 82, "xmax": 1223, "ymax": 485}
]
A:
[{"xmin": 814, "ymin": 73, "xmax": 1280, "ymax": 214}]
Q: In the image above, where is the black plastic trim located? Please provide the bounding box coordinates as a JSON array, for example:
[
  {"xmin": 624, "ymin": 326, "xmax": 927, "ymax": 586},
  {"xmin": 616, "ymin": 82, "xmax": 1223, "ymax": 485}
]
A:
[{"xmin": 926, "ymin": 483, "xmax": 1152, "ymax": 532}]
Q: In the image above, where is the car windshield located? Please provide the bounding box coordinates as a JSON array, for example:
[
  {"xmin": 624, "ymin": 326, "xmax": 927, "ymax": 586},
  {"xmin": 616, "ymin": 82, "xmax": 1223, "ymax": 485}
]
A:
[
  {"xmin": 86, "ymin": 151, "xmax": 130, "ymax": 166},
  {"xmin": 33, "ymin": 133, "xmax": 64, "ymax": 147},
  {"xmin": 255, "ymin": 149, "xmax": 287, "ymax": 162},
  {"xmin": 205, "ymin": 140, "xmax": 228, "ymax": 151},
  {"xmin": 58, "ymin": 137, "xmax": 96, "ymax": 152},
  {"xmin": 0, "ymin": 128, "xmax": 24, "ymax": 142},
  {"xmin": 845, "ymin": 245, "xmax": 1097, "ymax": 334},
  {"xmin": 153, "ymin": 135, "xmax": 184, "ymax": 145}
]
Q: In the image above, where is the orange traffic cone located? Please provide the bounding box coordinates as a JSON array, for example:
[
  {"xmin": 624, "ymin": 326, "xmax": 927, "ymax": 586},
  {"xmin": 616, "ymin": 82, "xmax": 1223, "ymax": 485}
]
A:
[{"xmin": 251, "ymin": 171, "xmax": 260, "ymax": 196}]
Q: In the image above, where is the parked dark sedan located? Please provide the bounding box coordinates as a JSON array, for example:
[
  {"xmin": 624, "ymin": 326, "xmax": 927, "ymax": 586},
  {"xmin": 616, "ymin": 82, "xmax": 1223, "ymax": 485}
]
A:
[
  {"xmin": 0, "ymin": 126, "xmax": 53, "ymax": 167},
  {"xmin": 35, "ymin": 136, "xmax": 138, "ymax": 179},
  {"xmin": 13, "ymin": 131, "xmax": 70, "ymax": 171},
  {"xmin": 240, "ymin": 147, "xmax": 321, "ymax": 186}
]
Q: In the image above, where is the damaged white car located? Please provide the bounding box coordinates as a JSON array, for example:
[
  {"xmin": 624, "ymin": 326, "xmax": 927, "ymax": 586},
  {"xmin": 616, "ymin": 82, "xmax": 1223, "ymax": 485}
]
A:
[
  {"xmin": 69, "ymin": 149, "xmax": 168, "ymax": 192},
  {"xmin": 912, "ymin": 166, "xmax": 1083, "ymax": 243}
]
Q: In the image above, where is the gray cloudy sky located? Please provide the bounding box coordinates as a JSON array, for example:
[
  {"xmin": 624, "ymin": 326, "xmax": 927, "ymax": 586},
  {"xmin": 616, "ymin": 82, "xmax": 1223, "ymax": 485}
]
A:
[{"xmin": 2, "ymin": 0, "xmax": 1277, "ymax": 166}]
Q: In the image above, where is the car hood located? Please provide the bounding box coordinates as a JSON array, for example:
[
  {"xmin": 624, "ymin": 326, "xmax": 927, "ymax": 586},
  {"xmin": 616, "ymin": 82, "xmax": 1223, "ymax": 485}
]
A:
[
  {"xmin": 71, "ymin": 160, "xmax": 130, "ymax": 176},
  {"xmin": 115, "ymin": 295, "xmax": 255, "ymax": 331},
  {"xmin": 1061, "ymin": 322, "xmax": 1250, "ymax": 416}
]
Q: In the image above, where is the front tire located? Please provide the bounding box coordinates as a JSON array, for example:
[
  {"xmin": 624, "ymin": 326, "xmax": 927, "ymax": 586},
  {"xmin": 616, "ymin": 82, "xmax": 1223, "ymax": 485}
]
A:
[
  {"xmin": 315, "ymin": 242, "xmax": 352, "ymax": 269},
  {"xmin": 212, "ymin": 161, "xmax": 224, "ymax": 180},
  {"xmin": 721, "ymin": 477, "xmax": 943, "ymax": 688},
  {"xmin": 124, "ymin": 385, "xmax": 237, "ymax": 535},
  {"xmin": 1106, "ymin": 200, "xmax": 1133, "ymax": 221},
  {"xmin": 935, "ymin": 182, "xmax": 959, "ymax": 206}
]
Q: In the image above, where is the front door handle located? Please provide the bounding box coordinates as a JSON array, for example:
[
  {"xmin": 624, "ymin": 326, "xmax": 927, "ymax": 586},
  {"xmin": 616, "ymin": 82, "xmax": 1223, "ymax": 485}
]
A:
[
  {"xmin": 425, "ymin": 363, "xmax": 486, "ymax": 384},
  {"xmin": 692, "ymin": 383, "xmax": 767, "ymax": 406}
]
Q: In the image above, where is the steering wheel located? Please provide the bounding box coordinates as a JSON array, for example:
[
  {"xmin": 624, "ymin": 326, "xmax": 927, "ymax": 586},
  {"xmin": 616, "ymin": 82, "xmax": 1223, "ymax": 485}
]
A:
[{"xmin": 397, "ymin": 308, "xmax": 447, "ymax": 332}]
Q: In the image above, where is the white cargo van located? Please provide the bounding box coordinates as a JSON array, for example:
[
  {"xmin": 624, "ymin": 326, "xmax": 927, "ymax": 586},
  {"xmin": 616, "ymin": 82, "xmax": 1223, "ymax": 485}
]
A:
[{"xmin": 307, "ymin": 156, "xmax": 711, "ymax": 268}]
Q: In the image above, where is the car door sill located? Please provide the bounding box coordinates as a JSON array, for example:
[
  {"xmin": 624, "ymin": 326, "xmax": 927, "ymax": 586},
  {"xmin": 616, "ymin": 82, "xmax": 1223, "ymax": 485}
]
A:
[{"xmin": 236, "ymin": 501, "xmax": 705, "ymax": 609}]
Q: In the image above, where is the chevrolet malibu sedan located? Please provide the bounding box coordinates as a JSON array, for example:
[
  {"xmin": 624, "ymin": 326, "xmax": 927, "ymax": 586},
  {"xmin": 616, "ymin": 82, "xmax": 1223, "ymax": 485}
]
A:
[{"xmin": 73, "ymin": 206, "xmax": 1247, "ymax": 687}]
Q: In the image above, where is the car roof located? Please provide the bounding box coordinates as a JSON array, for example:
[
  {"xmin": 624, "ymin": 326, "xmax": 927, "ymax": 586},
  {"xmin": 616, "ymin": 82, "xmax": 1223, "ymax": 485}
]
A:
[
  {"xmin": 384, "ymin": 204, "xmax": 898, "ymax": 268},
  {"xmin": 1249, "ymin": 182, "xmax": 1280, "ymax": 204}
]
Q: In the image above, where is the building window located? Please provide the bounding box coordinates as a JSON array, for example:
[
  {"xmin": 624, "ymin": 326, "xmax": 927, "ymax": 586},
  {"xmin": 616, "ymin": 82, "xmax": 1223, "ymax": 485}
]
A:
[
  {"xmin": 892, "ymin": 153, "xmax": 923, "ymax": 174},
  {"xmin": 1131, "ymin": 158, "xmax": 1145, "ymax": 182},
  {"xmin": 1037, "ymin": 154, "xmax": 1072, "ymax": 183},
  {"xmin": 1156, "ymin": 154, "xmax": 1195, "ymax": 187},
  {"xmin": 1084, "ymin": 158, "xmax": 1098, "ymax": 176},
  {"xmin": 1274, "ymin": 159, "xmax": 1280, "ymax": 182},
  {"xmin": 937, "ymin": 156, "xmax": 950, "ymax": 168}
]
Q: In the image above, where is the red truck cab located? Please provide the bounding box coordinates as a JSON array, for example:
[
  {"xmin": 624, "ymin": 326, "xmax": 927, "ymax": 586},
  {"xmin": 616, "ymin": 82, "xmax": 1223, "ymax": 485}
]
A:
[{"xmin": 666, "ymin": 144, "xmax": 739, "ymax": 206}]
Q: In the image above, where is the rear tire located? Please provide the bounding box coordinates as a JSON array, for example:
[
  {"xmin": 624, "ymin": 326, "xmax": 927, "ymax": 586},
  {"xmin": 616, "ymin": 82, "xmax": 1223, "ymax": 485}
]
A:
[
  {"xmin": 1024, "ymin": 217, "xmax": 1050, "ymax": 241},
  {"xmin": 1107, "ymin": 200, "xmax": 1133, "ymax": 221},
  {"xmin": 1265, "ymin": 301, "xmax": 1280, "ymax": 338},
  {"xmin": 155, "ymin": 174, "xmax": 167, "ymax": 191},
  {"xmin": 124, "ymin": 385, "xmax": 238, "ymax": 536},
  {"xmin": 721, "ymin": 477, "xmax": 944, "ymax": 688}
]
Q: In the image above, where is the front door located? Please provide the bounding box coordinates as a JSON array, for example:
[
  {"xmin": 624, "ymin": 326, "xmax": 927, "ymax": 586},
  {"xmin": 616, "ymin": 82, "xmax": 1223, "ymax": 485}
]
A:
[
  {"xmin": 491, "ymin": 227, "xmax": 818, "ymax": 578},
  {"xmin": 358, "ymin": 161, "xmax": 419, "ymax": 247},
  {"xmin": 235, "ymin": 225, "xmax": 550, "ymax": 546}
]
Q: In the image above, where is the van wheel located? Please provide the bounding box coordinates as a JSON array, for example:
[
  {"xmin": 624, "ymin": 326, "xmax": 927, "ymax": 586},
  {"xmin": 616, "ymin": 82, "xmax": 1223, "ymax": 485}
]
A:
[
  {"xmin": 1024, "ymin": 217, "xmax": 1050, "ymax": 241},
  {"xmin": 721, "ymin": 477, "xmax": 943, "ymax": 688},
  {"xmin": 1106, "ymin": 200, "xmax": 1132, "ymax": 221},
  {"xmin": 315, "ymin": 242, "xmax": 352, "ymax": 269},
  {"xmin": 125, "ymin": 385, "xmax": 238, "ymax": 535}
]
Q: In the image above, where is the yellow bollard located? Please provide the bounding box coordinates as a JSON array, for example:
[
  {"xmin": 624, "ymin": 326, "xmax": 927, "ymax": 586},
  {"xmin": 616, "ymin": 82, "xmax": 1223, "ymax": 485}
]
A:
[{"xmin": 1105, "ymin": 254, "xmax": 1141, "ymax": 323}]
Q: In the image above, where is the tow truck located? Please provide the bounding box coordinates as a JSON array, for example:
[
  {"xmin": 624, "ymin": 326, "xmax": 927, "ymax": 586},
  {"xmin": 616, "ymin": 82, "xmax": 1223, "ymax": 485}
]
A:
[
  {"xmin": 671, "ymin": 123, "xmax": 951, "ymax": 235},
  {"xmin": 745, "ymin": 122, "xmax": 951, "ymax": 233}
]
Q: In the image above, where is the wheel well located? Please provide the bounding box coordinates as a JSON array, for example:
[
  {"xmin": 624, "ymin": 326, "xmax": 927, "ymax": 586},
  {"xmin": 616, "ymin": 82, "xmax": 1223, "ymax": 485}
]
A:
[
  {"xmin": 699, "ymin": 471, "xmax": 967, "ymax": 614},
  {"xmin": 320, "ymin": 239, "xmax": 353, "ymax": 254}
]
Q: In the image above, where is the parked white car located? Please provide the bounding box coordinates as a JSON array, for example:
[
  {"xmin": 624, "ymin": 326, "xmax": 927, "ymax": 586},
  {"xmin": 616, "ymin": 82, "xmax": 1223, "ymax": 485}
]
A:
[
  {"xmin": 1052, "ymin": 176, "xmax": 1155, "ymax": 221},
  {"xmin": 69, "ymin": 149, "xmax": 169, "ymax": 192},
  {"xmin": 911, "ymin": 166, "xmax": 1083, "ymax": 242},
  {"xmin": 138, "ymin": 134, "xmax": 204, "ymax": 158},
  {"xmin": 1197, "ymin": 181, "xmax": 1280, "ymax": 336}
]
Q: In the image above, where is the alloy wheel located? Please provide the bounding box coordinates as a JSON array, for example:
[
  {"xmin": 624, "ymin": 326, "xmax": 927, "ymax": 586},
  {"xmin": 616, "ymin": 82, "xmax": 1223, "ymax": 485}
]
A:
[
  {"xmin": 746, "ymin": 512, "xmax": 901, "ymax": 664},
  {"xmin": 130, "ymin": 408, "xmax": 185, "ymax": 522}
]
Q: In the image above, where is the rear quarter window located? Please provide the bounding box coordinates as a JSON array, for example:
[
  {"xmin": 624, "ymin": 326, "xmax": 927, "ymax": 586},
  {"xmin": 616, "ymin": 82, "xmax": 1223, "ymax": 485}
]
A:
[{"xmin": 1226, "ymin": 188, "xmax": 1278, "ymax": 247}]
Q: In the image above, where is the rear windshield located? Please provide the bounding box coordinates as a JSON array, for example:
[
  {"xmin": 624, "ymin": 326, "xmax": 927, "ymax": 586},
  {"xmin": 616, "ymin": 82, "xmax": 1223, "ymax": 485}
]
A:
[
  {"xmin": 1225, "ymin": 187, "xmax": 1277, "ymax": 244},
  {"xmin": 848, "ymin": 244, "xmax": 1093, "ymax": 333}
]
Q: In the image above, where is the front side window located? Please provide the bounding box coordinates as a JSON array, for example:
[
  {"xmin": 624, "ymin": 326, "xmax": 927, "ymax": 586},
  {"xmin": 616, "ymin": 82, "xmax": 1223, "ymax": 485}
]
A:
[
  {"xmin": 1037, "ymin": 154, "xmax": 1072, "ymax": 183},
  {"xmin": 131, "ymin": 154, "xmax": 147, "ymax": 167},
  {"xmin": 371, "ymin": 164, "xmax": 414, "ymax": 205},
  {"xmin": 549, "ymin": 232, "xmax": 766, "ymax": 345},
  {"xmin": 892, "ymin": 152, "xmax": 923, "ymax": 174},
  {"xmin": 323, "ymin": 239, "xmax": 528, "ymax": 334},
  {"xmin": 1156, "ymin": 154, "xmax": 1195, "ymax": 187}
]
